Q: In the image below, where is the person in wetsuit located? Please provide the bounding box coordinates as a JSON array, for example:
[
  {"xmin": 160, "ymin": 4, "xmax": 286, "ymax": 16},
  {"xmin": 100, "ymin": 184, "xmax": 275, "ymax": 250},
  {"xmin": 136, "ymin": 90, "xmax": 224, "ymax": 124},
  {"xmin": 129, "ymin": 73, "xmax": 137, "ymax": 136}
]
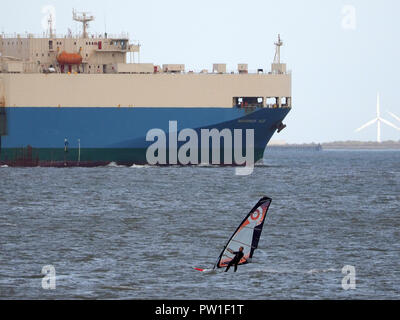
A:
[{"xmin": 224, "ymin": 246, "xmax": 245, "ymax": 272}]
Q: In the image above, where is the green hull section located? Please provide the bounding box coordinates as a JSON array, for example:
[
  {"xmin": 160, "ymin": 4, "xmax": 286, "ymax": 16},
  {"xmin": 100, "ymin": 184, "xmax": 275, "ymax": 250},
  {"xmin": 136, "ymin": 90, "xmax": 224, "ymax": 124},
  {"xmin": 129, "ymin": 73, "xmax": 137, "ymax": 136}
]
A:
[{"xmin": 0, "ymin": 146, "xmax": 265, "ymax": 167}]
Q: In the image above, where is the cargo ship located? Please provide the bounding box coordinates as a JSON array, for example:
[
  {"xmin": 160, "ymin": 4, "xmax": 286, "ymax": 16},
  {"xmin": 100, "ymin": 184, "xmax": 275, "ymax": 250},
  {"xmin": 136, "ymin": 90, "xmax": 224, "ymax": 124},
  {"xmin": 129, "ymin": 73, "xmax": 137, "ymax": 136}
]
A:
[{"xmin": 0, "ymin": 11, "xmax": 291, "ymax": 167}]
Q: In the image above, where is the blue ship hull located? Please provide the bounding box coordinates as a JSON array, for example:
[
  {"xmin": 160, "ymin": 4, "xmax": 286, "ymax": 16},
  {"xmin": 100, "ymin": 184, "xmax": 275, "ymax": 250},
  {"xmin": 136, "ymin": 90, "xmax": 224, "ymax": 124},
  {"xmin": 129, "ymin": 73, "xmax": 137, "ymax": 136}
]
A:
[{"xmin": 0, "ymin": 106, "xmax": 290, "ymax": 166}]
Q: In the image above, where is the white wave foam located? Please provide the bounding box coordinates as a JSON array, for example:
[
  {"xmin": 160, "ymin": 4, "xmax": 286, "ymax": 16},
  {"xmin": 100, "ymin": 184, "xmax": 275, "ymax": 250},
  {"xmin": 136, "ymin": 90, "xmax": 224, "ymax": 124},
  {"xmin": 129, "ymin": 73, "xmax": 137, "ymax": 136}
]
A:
[
  {"xmin": 0, "ymin": 223, "xmax": 17, "ymax": 227},
  {"xmin": 129, "ymin": 164, "xmax": 150, "ymax": 169},
  {"xmin": 251, "ymin": 267, "xmax": 338, "ymax": 275},
  {"xmin": 306, "ymin": 268, "xmax": 337, "ymax": 274},
  {"xmin": 106, "ymin": 162, "xmax": 125, "ymax": 168},
  {"xmin": 198, "ymin": 163, "xmax": 213, "ymax": 167},
  {"xmin": 252, "ymin": 268, "xmax": 294, "ymax": 274}
]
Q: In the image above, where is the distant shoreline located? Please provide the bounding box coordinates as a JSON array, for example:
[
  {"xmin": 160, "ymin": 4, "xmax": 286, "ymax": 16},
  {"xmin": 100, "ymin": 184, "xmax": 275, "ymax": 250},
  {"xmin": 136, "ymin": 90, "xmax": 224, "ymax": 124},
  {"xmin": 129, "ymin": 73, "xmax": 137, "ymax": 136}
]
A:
[{"xmin": 268, "ymin": 141, "xmax": 400, "ymax": 150}]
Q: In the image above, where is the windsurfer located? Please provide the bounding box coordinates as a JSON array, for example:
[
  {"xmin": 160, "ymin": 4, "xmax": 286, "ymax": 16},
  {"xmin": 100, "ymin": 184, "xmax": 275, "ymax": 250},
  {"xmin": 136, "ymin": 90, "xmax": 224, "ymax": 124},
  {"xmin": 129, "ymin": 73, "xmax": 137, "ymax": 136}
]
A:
[{"xmin": 224, "ymin": 247, "xmax": 245, "ymax": 272}]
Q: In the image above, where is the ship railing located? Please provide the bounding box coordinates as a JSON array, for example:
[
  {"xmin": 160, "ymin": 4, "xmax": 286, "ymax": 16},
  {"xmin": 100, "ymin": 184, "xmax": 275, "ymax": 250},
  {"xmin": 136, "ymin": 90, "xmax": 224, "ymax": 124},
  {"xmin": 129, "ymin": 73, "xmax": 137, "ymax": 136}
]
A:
[
  {"xmin": 1, "ymin": 32, "xmax": 133, "ymax": 41},
  {"xmin": 1, "ymin": 32, "xmax": 82, "ymax": 39},
  {"xmin": 234, "ymin": 104, "xmax": 291, "ymax": 109},
  {"xmin": 178, "ymin": 69, "xmax": 291, "ymax": 75},
  {"xmin": 264, "ymin": 104, "xmax": 292, "ymax": 109}
]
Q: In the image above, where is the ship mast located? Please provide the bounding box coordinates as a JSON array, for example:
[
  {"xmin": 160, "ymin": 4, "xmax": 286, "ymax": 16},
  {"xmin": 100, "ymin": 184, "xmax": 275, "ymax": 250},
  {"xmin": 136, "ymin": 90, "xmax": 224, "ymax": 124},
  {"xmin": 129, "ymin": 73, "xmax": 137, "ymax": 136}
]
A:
[
  {"xmin": 273, "ymin": 34, "xmax": 283, "ymax": 64},
  {"xmin": 48, "ymin": 14, "xmax": 55, "ymax": 38},
  {"xmin": 72, "ymin": 9, "xmax": 95, "ymax": 39}
]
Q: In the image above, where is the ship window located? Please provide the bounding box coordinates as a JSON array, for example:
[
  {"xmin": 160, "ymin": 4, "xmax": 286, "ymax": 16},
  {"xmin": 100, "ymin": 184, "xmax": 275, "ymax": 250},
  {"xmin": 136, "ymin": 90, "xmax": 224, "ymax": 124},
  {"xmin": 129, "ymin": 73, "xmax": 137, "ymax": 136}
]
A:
[
  {"xmin": 282, "ymin": 97, "xmax": 291, "ymax": 107},
  {"xmin": 233, "ymin": 97, "xmax": 263, "ymax": 108},
  {"xmin": 266, "ymin": 97, "xmax": 278, "ymax": 108}
]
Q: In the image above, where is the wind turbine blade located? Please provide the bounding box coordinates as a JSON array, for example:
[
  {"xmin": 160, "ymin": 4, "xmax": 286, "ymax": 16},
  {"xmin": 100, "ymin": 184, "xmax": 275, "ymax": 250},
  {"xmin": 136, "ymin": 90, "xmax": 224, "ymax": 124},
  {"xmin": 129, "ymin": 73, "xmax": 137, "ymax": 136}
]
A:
[
  {"xmin": 355, "ymin": 118, "xmax": 377, "ymax": 132},
  {"xmin": 387, "ymin": 111, "xmax": 400, "ymax": 123},
  {"xmin": 377, "ymin": 92, "xmax": 380, "ymax": 117},
  {"xmin": 380, "ymin": 118, "xmax": 400, "ymax": 131}
]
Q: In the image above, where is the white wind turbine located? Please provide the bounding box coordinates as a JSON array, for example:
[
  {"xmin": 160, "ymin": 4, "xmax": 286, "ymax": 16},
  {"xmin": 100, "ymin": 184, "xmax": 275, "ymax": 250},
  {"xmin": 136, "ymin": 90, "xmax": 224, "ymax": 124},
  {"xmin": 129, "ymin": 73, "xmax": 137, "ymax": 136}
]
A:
[{"xmin": 355, "ymin": 93, "xmax": 400, "ymax": 143}]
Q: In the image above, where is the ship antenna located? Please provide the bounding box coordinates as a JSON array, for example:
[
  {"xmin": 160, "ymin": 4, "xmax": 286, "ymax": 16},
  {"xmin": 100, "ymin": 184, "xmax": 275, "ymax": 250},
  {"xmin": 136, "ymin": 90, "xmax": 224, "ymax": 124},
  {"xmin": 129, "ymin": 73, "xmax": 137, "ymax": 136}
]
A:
[
  {"xmin": 273, "ymin": 34, "xmax": 283, "ymax": 64},
  {"xmin": 48, "ymin": 14, "xmax": 54, "ymax": 38},
  {"xmin": 72, "ymin": 9, "xmax": 95, "ymax": 39},
  {"xmin": 104, "ymin": 13, "xmax": 107, "ymax": 38}
]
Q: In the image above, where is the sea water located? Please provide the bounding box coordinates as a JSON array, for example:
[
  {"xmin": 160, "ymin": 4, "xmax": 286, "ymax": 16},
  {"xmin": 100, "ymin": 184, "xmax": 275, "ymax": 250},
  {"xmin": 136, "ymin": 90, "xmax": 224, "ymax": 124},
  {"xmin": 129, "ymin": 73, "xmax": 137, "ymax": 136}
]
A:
[{"xmin": 0, "ymin": 150, "xmax": 399, "ymax": 299}]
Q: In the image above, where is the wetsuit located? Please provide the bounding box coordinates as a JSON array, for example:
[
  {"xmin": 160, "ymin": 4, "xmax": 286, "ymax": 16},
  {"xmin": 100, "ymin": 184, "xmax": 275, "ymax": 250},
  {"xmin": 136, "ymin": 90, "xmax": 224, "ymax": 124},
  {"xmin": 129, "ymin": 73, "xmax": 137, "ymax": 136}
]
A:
[{"xmin": 225, "ymin": 251, "xmax": 244, "ymax": 272}]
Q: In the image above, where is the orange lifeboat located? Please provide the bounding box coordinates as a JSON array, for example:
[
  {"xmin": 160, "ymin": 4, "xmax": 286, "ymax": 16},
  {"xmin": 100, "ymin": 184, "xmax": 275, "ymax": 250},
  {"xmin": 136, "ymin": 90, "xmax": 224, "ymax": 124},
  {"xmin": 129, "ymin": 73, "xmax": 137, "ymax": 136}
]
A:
[{"xmin": 56, "ymin": 51, "xmax": 82, "ymax": 65}]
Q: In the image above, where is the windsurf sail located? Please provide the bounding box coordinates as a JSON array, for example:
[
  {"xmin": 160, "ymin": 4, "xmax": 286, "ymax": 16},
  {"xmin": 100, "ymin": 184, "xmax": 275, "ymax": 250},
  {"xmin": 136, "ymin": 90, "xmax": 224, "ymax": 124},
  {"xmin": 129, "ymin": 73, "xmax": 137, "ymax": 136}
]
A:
[{"xmin": 214, "ymin": 196, "xmax": 272, "ymax": 269}]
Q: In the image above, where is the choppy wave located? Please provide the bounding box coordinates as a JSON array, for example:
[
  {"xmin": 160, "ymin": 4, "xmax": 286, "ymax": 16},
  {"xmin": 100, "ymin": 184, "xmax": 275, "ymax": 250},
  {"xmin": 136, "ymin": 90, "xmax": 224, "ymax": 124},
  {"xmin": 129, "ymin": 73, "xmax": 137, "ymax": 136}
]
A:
[
  {"xmin": 306, "ymin": 268, "xmax": 337, "ymax": 274},
  {"xmin": 0, "ymin": 223, "xmax": 17, "ymax": 227},
  {"xmin": 1, "ymin": 150, "xmax": 399, "ymax": 299}
]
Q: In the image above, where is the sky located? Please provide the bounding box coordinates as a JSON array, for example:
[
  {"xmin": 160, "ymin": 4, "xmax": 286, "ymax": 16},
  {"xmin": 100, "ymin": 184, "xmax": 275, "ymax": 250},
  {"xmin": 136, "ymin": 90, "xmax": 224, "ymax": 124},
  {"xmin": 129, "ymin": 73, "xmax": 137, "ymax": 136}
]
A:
[{"xmin": 1, "ymin": 0, "xmax": 400, "ymax": 143}]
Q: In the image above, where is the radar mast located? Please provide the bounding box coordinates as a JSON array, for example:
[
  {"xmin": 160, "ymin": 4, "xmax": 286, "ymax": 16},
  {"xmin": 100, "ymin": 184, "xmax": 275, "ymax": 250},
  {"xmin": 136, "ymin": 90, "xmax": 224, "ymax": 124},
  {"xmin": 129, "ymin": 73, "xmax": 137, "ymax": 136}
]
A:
[
  {"xmin": 273, "ymin": 34, "xmax": 283, "ymax": 64},
  {"xmin": 47, "ymin": 14, "xmax": 55, "ymax": 38},
  {"xmin": 72, "ymin": 9, "xmax": 95, "ymax": 39}
]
